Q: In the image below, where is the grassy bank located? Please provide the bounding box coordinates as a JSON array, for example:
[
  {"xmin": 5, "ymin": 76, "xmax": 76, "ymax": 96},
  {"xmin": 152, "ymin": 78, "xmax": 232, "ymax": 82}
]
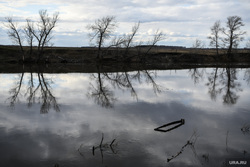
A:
[{"xmin": 1, "ymin": 45, "xmax": 250, "ymax": 64}]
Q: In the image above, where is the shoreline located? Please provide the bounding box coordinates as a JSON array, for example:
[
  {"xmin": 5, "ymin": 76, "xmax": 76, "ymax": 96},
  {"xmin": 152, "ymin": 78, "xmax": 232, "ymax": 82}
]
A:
[
  {"xmin": 1, "ymin": 45, "xmax": 250, "ymax": 71},
  {"xmin": 1, "ymin": 62, "xmax": 250, "ymax": 74}
]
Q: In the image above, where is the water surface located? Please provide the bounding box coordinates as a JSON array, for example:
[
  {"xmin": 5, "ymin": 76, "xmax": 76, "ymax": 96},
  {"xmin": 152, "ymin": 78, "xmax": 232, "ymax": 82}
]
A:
[{"xmin": 0, "ymin": 67, "xmax": 250, "ymax": 167}]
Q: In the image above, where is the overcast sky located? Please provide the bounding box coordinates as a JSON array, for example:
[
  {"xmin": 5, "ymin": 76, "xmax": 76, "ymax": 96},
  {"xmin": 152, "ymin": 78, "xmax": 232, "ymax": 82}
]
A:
[{"xmin": 0, "ymin": 0, "xmax": 250, "ymax": 47}]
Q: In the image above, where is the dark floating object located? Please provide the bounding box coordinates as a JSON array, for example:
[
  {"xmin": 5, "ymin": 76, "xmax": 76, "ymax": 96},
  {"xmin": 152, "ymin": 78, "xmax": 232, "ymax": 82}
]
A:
[
  {"xmin": 92, "ymin": 133, "xmax": 118, "ymax": 163},
  {"xmin": 154, "ymin": 119, "xmax": 185, "ymax": 132}
]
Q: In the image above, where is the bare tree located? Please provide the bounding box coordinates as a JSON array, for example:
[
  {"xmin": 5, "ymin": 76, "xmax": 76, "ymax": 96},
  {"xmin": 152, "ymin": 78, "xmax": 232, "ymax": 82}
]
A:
[
  {"xmin": 192, "ymin": 38, "xmax": 205, "ymax": 49},
  {"xmin": 208, "ymin": 20, "xmax": 222, "ymax": 55},
  {"xmin": 192, "ymin": 38, "xmax": 205, "ymax": 54},
  {"xmin": 5, "ymin": 10, "xmax": 59, "ymax": 61},
  {"xmin": 29, "ymin": 10, "xmax": 59, "ymax": 60},
  {"xmin": 5, "ymin": 17, "xmax": 25, "ymax": 61},
  {"xmin": 87, "ymin": 16, "xmax": 117, "ymax": 59},
  {"xmin": 222, "ymin": 16, "xmax": 246, "ymax": 57}
]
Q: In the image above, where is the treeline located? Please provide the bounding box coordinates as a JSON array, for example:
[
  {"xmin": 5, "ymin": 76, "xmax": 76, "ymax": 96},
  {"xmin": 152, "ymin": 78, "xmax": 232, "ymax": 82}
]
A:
[
  {"xmin": 4, "ymin": 10, "xmax": 166, "ymax": 63},
  {"xmin": 3, "ymin": 9, "xmax": 249, "ymax": 63},
  {"xmin": 85, "ymin": 16, "xmax": 165, "ymax": 61},
  {"xmin": 197, "ymin": 16, "xmax": 247, "ymax": 58}
]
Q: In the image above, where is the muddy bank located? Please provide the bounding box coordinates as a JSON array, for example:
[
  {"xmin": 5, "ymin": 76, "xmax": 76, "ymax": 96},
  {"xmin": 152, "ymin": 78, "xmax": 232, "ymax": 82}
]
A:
[{"xmin": 1, "ymin": 62, "xmax": 250, "ymax": 74}]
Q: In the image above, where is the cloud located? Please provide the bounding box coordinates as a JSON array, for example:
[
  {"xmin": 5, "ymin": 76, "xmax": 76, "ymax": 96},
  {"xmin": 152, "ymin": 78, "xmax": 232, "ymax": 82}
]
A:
[{"xmin": 0, "ymin": 0, "xmax": 250, "ymax": 47}]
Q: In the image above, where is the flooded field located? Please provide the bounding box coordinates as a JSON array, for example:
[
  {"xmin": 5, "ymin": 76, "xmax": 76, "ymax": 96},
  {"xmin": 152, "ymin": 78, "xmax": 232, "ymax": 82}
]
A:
[{"xmin": 0, "ymin": 67, "xmax": 250, "ymax": 167}]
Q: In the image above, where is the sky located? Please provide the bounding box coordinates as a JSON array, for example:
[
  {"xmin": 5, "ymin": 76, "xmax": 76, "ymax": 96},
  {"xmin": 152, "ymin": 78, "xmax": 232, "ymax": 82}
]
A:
[{"xmin": 0, "ymin": 0, "xmax": 250, "ymax": 47}]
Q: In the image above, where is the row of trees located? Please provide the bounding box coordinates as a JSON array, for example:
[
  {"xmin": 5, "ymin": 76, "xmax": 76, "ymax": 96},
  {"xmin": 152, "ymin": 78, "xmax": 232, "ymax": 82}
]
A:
[
  {"xmin": 207, "ymin": 16, "xmax": 246, "ymax": 57},
  {"xmin": 4, "ymin": 10, "xmax": 165, "ymax": 62},
  {"xmin": 4, "ymin": 10, "xmax": 248, "ymax": 62},
  {"xmin": 86, "ymin": 16, "xmax": 165, "ymax": 60}
]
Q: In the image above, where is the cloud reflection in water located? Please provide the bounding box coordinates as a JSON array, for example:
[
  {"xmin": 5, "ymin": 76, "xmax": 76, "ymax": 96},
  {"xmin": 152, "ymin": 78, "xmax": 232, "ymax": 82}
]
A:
[{"xmin": 0, "ymin": 68, "xmax": 249, "ymax": 167}]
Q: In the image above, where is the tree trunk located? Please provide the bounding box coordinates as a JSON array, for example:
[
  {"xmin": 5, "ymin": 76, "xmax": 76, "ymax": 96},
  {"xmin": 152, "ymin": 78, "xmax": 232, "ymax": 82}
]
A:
[
  {"xmin": 97, "ymin": 34, "xmax": 103, "ymax": 59},
  {"xmin": 227, "ymin": 32, "xmax": 233, "ymax": 58}
]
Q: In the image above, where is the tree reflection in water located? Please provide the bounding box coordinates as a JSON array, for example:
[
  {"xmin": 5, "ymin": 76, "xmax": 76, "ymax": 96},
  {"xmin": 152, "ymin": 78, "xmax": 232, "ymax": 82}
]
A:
[
  {"xmin": 8, "ymin": 73, "xmax": 24, "ymax": 108},
  {"xmin": 222, "ymin": 68, "xmax": 242, "ymax": 105},
  {"xmin": 244, "ymin": 69, "xmax": 250, "ymax": 85},
  {"xmin": 167, "ymin": 131, "xmax": 198, "ymax": 163},
  {"xmin": 206, "ymin": 67, "xmax": 222, "ymax": 101},
  {"xmin": 7, "ymin": 68, "xmax": 59, "ymax": 113},
  {"xmin": 89, "ymin": 66, "xmax": 248, "ymax": 107},
  {"xmin": 188, "ymin": 68, "xmax": 206, "ymax": 84},
  {"xmin": 88, "ymin": 64, "xmax": 162, "ymax": 108},
  {"xmin": 88, "ymin": 73, "xmax": 117, "ymax": 108},
  {"xmin": 191, "ymin": 67, "xmax": 244, "ymax": 105},
  {"xmin": 6, "ymin": 66, "xmax": 249, "ymax": 111}
]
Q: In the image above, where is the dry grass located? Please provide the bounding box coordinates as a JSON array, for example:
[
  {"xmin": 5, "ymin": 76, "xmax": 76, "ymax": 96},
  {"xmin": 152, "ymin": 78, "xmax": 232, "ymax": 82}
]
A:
[{"xmin": 1, "ymin": 45, "xmax": 250, "ymax": 64}]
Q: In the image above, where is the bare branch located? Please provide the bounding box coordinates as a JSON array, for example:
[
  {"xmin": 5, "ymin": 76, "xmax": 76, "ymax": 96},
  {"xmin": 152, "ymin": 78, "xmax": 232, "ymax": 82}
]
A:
[
  {"xmin": 123, "ymin": 22, "xmax": 140, "ymax": 56},
  {"xmin": 145, "ymin": 29, "xmax": 166, "ymax": 55}
]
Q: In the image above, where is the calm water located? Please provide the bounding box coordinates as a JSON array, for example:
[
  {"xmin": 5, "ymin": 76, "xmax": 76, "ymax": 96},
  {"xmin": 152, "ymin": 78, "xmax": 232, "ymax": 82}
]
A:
[{"xmin": 0, "ymin": 68, "xmax": 250, "ymax": 167}]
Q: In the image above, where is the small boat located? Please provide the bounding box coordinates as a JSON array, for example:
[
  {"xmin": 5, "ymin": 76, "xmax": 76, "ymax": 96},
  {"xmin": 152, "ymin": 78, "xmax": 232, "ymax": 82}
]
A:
[{"xmin": 154, "ymin": 119, "xmax": 185, "ymax": 132}]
